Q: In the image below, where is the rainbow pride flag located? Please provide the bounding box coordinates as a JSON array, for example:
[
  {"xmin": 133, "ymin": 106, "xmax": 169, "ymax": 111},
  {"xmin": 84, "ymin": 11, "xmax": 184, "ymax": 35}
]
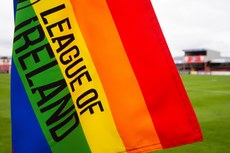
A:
[{"xmin": 11, "ymin": 0, "xmax": 203, "ymax": 153}]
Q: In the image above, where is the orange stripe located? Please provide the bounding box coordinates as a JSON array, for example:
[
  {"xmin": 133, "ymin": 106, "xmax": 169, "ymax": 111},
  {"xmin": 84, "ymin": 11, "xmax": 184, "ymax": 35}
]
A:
[{"xmin": 70, "ymin": 0, "xmax": 162, "ymax": 151}]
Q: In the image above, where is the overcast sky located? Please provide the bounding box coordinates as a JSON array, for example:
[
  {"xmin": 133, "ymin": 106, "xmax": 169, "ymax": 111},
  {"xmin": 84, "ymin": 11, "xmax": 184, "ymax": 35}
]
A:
[{"xmin": 1, "ymin": 0, "xmax": 230, "ymax": 57}]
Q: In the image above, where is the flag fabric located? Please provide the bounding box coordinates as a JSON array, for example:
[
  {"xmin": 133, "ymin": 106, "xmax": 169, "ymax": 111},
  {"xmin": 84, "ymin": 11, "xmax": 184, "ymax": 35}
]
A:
[{"xmin": 11, "ymin": 0, "xmax": 203, "ymax": 153}]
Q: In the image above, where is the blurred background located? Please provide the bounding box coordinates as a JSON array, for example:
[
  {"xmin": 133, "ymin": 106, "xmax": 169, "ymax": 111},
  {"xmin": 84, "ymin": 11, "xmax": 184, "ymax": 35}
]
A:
[{"xmin": 0, "ymin": 1, "xmax": 230, "ymax": 153}]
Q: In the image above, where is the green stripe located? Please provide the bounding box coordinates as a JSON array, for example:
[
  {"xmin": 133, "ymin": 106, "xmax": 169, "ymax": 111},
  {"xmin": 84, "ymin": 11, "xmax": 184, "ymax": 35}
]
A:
[{"xmin": 13, "ymin": 2, "xmax": 91, "ymax": 153}]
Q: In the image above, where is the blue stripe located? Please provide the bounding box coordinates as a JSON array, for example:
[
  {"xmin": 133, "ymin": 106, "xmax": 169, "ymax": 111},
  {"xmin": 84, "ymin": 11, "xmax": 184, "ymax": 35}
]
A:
[
  {"xmin": 11, "ymin": 61, "xmax": 52, "ymax": 153},
  {"xmin": 13, "ymin": 0, "xmax": 17, "ymax": 17}
]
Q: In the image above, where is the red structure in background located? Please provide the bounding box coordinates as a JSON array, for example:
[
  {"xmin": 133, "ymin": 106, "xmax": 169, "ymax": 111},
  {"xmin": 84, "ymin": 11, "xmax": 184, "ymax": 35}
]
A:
[
  {"xmin": 0, "ymin": 56, "xmax": 11, "ymax": 73},
  {"xmin": 0, "ymin": 64, "xmax": 10, "ymax": 73},
  {"xmin": 184, "ymin": 56, "xmax": 205, "ymax": 63},
  {"xmin": 174, "ymin": 48, "xmax": 230, "ymax": 73}
]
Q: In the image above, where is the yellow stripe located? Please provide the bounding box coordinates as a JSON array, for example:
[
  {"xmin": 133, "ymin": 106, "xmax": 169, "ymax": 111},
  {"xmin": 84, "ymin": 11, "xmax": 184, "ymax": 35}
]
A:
[{"xmin": 31, "ymin": 0, "xmax": 126, "ymax": 152}]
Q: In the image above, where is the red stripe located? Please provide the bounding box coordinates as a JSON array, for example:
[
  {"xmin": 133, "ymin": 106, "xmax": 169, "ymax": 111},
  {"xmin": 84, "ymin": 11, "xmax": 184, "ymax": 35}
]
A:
[{"xmin": 106, "ymin": 0, "xmax": 203, "ymax": 148}]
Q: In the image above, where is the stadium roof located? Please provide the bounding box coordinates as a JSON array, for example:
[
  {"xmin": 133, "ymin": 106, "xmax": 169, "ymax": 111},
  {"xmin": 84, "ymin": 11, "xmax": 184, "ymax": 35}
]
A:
[
  {"xmin": 0, "ymin": 56, "xmax": 11, "ymax": 58},
  {"xmin": 182, "ymin": 48, "xmax": 207, "ymax": 52},
  {"xmin": 182, "ymin": 48, "xmax": 220, "ymax": 53}
]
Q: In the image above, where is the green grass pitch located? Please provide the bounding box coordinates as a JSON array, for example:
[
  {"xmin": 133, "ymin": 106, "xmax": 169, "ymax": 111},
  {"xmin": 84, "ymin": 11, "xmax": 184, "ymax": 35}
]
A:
[
  {"xmin": 0, "ymin": 74, "xmax": 11, "ymax": 153},
  {"xmin": 0, "ymin": 74, "xmax": 230, "ymax": 153}
]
